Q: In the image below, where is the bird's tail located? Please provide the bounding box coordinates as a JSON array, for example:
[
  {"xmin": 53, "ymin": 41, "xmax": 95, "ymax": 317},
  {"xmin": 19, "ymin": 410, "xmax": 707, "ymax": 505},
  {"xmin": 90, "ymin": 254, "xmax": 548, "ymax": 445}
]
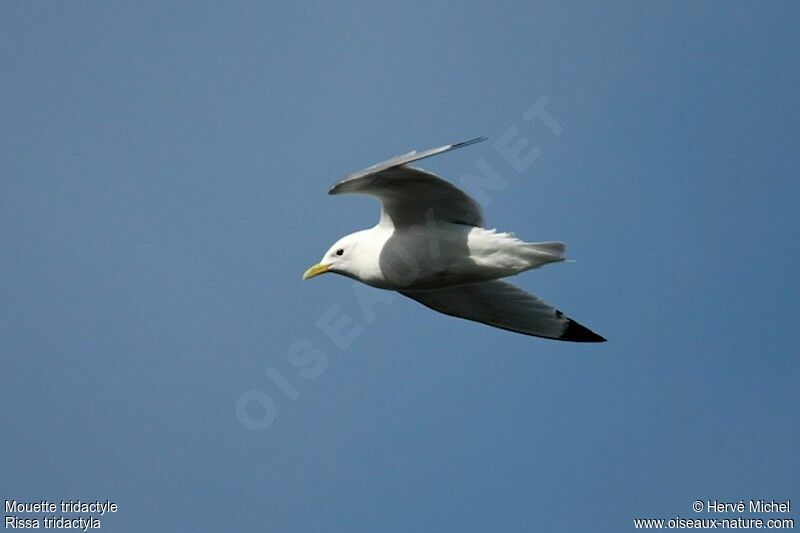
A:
[
  {"xmin": 520, "ymin": 241, "xmax": 566, "ymax": 268},
  {"xmin": 470, "ymin": 229, "xmax": 566, "ymax": 274}
]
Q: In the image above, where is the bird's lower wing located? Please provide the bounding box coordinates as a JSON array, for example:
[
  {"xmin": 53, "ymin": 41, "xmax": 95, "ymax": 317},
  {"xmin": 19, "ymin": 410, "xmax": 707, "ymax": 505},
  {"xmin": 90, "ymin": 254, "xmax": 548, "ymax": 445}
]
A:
[{"xmin": 401, "ymin": 280, "xmax": 606, "ymax": 342}]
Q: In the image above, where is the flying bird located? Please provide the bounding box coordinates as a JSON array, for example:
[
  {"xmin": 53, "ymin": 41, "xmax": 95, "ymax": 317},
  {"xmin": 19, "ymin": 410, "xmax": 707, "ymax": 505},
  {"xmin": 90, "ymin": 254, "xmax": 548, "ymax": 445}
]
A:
[{"xmin": 303, "ymin": 138, "xmax": 606, "ymax": 342}]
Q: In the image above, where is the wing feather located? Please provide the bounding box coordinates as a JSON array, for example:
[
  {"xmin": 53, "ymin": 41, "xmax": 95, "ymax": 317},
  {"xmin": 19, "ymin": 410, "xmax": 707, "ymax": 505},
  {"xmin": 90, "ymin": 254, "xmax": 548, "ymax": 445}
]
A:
[
  {"xmin": 329, "ymin": 138, "xmax": 486, "ymax": 227},
  {"xmin": 401, "ymin": 280, "xmax": 606, "ymax": 342}
]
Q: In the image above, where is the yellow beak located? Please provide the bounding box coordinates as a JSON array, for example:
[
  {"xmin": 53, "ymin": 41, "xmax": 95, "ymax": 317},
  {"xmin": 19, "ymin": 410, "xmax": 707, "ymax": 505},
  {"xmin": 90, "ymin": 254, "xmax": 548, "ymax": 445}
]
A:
[{"xmin": 303, "ymin": 263, "xmax": 330, "ymax": 280}]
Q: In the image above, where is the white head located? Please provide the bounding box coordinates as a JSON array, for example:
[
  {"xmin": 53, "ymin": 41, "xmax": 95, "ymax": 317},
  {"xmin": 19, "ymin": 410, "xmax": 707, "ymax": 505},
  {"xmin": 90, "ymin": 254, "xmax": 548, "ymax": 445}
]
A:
[{"xmin": 303, "ymin": 232, "xmax": 366, "ymax": 281}]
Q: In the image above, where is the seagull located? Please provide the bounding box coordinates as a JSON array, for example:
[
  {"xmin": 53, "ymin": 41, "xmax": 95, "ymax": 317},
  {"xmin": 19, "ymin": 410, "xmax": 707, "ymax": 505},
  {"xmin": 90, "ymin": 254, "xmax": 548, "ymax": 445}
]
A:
[{"xmin": 303, "ymin": 138, "xmax": 606, "ymax": 342}]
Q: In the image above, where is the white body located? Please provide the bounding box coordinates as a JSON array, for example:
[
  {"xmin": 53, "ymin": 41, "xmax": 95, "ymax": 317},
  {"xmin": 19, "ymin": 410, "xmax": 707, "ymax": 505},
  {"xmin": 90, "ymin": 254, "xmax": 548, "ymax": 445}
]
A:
[{"xmin": 335, "ymin": 223, "xmax": 565, "ymax": 290}]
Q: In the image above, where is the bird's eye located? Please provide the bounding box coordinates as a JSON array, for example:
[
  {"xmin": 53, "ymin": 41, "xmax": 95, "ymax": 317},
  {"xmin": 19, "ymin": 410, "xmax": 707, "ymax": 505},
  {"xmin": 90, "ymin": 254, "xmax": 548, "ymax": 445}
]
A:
[{"xmin": 335, "ymin": 249, "xmax": 344, "ymax": 256}]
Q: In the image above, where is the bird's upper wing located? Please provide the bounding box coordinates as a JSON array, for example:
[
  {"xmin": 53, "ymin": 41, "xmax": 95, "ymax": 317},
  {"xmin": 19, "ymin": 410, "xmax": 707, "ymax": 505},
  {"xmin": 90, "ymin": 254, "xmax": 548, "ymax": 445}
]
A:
[
  {"xmin": 401, "ymin": 280, "xmax": 606, "ymax": 342},
  {"xmin": 329, "ymin": 138, "xmax": 486, "ymax": 227}
]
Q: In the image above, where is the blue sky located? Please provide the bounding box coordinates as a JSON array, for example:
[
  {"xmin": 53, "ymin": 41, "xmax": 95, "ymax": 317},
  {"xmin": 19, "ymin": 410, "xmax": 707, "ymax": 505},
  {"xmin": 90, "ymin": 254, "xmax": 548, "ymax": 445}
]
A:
[{"xmin": 2, "ymin": 2, "xmax": 798, "ymax": 531}]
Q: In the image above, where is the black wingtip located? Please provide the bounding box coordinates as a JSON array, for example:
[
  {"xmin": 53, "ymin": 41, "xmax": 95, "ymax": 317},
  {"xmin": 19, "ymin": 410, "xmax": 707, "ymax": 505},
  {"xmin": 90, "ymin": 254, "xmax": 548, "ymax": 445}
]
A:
[
  {"xmin": 328, "ymin": 179, "xmax": 347, "ymax": 195},
  {"xmin": 454, "ymin": 136, "xmax": 488, "ymax": 149},
  {"xmin": 561, "ymin": 319, "xmax": 607, "ymax": 343}
]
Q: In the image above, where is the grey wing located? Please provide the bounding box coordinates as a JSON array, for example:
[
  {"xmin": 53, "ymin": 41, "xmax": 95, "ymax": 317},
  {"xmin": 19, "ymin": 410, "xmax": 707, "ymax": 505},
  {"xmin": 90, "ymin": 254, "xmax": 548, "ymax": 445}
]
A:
[
  {"xmin": 329, "ymin": 138, "xmax": 486, "ymax": 227},
  {"xmin": 401, "ymin": 280, "xmax": 606, "ymax": 342}
]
